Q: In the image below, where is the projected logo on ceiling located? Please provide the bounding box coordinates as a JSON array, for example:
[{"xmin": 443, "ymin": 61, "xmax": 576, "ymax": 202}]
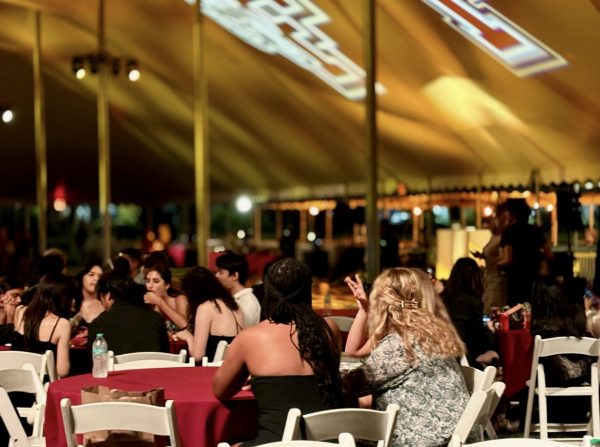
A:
[
  {"xmin": 185, "ymin": 0, "xmax": 385, "ymax": 101},
  {"xmin": 422, "ymin": 0, "xmax": 567, "ymax": 77}
]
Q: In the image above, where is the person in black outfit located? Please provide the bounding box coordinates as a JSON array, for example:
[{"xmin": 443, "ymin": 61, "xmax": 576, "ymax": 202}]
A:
[
  {"xmin": 499, "ymin": 199, "xmax": 553, "ymax": 306},
  {"xmin": 443, "ymin": 257, "xmax": 498, "ymax": 368},
  {"xmin": 88, "ymin": 272, "xmax": 169, "ymax": 355}
]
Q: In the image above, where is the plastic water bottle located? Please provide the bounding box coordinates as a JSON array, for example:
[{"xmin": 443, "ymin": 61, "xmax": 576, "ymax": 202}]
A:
[{"xmin": 92, "ymin": 333, "xmax": 108, "ymax": 378}]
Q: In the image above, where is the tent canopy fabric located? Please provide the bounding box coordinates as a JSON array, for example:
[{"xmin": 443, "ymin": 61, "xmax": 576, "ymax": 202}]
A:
[{"xmin": 0, "ymin": 0, "xmax": 599, "ymax": 205}]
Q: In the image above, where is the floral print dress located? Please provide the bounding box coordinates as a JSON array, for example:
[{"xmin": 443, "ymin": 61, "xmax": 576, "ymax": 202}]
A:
[{"xmin": 342, "ymin": 333, "xmax": 470, "ymax": 447}]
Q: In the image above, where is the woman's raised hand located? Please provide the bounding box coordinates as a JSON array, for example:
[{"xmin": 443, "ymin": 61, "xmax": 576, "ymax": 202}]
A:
[
  {"xmin": 143, "ymin": 291, "xmax": 162, "ymax": 306},
  {"xmin": 345, "ymin": 274, "xmax": 368, "ymax": 310}
]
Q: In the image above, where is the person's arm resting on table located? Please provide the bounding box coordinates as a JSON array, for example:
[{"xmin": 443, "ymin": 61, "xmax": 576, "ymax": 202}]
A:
[{"xmin": 213, "ymin": 335, "xmax": 249, "ymax": 400}]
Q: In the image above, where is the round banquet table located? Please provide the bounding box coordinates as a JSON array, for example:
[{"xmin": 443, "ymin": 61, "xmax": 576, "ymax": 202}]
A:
[{"xmin": 44, "ymin": 367, "xmax": 258, "ymax": 447}]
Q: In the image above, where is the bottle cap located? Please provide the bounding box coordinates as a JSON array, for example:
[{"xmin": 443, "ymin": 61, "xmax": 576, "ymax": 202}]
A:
[{"xmin": 96, "ymin": 333, "xmax": 104, "ymax": 337}]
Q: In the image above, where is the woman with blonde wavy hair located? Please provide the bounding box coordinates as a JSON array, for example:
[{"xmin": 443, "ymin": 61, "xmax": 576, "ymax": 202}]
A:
[{"xmin": 343, "ymin": 267, "xmax": 470, "ymax": 447}]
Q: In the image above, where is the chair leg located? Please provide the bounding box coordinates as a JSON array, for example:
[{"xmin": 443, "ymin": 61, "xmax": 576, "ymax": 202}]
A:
[
  {"xmin": 538, "ymin": 393, "xmax": 548, "ymax": 440},
  {"xmin": 484, "ymin": 420, "xmax": 497, "ymax": 440},
  {"xmin": 524, "ymin": 386, "xmax": 536, "ymax": 437}
]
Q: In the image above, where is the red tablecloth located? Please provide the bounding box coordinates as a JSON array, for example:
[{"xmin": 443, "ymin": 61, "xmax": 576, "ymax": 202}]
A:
[
  {"xmin": 45, "ymin": 367, "xmax": 258, "ymax": 447},
  {"xmin": 496, "ymin": 329, "xmax": 534, "ymax": 398}
]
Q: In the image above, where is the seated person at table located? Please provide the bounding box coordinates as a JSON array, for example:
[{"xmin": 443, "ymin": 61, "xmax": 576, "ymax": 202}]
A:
[
  {"xmin": 213, "ymin": 258, "xmax": 343, "ymax": 446},
  {"xmin": 0, "ymin": 275, "xmax": 24, "ymax": 343},
  {"xmin": 343, "ymin": 267, "xmax": 469, "ymax": 447},
  {"xmin": 13, "ymin": 273, "xmax": 75, "ymax": 378},
  {"xmin": 89, "ymin": 272, "xmax": 169, "ymax": 355},
  {"xmin": 143, "ymin": 261, "xmax": 188, "ymax": 331},
  {"xmin": 216, "ymin": 251, "xmax": 261, "ymax": 328},
  {"xmin": 175, "ymin": 266, "xmax": 244, "ymax": 363},
  {"xmin": 443, "ymin": 257, "xmax": 498, "ymax": 367},
  {"xmin": 70, "ymin": 261, "xmax": 105, "ymax": 330}
]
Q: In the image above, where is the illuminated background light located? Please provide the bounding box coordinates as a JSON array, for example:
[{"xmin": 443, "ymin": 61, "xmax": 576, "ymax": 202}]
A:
[
  {"xmin": 1, "ymin": 109, "xmax": 14, "ymax": 123},
  {"xmin": 309, "ymin": 206, "xmax": 319, "ymax": 216},
  {"xmin": 307, "ymin": 231, "xmax": 316, "ymax": 242},
  {"xmin": 483, "ymin": 206, "xmax": 493, "ymax": 217},
  {"xmin": 235, "ymin": 195, "xmax": 252, "ymax": 213},
  {"xmin": 546, "ymin": 204, "xmax": 554, "ymax": 212},
  {"xmin": 236, "ymin": 230, "xmax": 246, "ymax": 239},
  {"xmin": 413, "ymin": 206, "xmax": 423, "ymax": 216}
]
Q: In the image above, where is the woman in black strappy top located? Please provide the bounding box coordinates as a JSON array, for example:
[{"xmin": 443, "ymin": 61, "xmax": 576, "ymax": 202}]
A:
[
  {"xmin": 12, "ymin": 273, "xmax": 75, "ymax": 378},
  {"xmin": 213, "ymin": 258, "xmax": 344, "ymax": 446},
  {"xmin": 174, "ymin": 266, "xmax": 244, "ymax": 363}
]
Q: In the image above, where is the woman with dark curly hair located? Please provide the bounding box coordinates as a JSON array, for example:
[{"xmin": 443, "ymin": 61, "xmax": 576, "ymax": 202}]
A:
[
  {"xmin": 174, "ymin": 266, "xmax": 244, "ymax": 363},
  {"xmin": 213, "ymin": 258, "xmax": 343, "ymax": 446}
]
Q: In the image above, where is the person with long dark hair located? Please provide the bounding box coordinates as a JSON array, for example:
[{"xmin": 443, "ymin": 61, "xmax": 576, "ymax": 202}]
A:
[
  {"xmin": 213, "ymin": 258, "xmax": 343, "ymax": 446},
  {"xmin": 443, "ymin": 257, "xmax": 497, "ymax": 367},
  {"xmin": 12, "ymin": 273, "xmax": 75, "ymax": 378},
  {"xmin": 71, "ymin": 261, "xmax": 104, "ymax": 329},
  {"xmin": 142, "ymin": 262, "xmax": 188, "ymax": 330},
  {"xmin": 174, "ymin": 266, "xmax": 244, "ymax": 363}
]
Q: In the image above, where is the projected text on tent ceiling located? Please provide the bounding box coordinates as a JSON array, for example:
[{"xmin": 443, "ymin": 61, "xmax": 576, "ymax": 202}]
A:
[{"xmin": 185, "ymin": 0, "xmax": 385, "ymax": 101}]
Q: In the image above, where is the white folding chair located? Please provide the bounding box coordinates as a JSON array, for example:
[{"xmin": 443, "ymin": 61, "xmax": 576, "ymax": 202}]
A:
[
  {"xmin": 448, "ymin": 434, "xmax": 575, "ymax": 446},
  {"xmin": 60, "ymin": 397, "xmax": 180, "ymax": 447},
  {"xmin": 218, "ymin": 432, "xmax": 356, "ymax": 447},
  {"xmin": 460, "ymin": 365, "xmax": 498, "ymax": 439},
  {"xmin": 0, "ymin": 387, "xmax": 45, "ymax": 447},
  {"xmin": 201, "ymin": 340, "xmax": 229, "ymax": 367},
  {"xmin": 0, "ymin": 350, "xmax": 57, "ymax": 382},
  {"xmin": 282, "ymin": 403, "xmax": 399, "ymax": 447},
  {"xmin": 108, "ymin": 349, "xmax": 194, "ymax": 371},
  {"xmin": 524, "ymin": 335, "xmax": 600, "ymax": 441},
  {"xmin": 451, "ymin": 382, "xmax": 506, "ymax": 445},
  {"xmin": 0, "ymin": 364, "xmax": 47, "ymax": 439}
]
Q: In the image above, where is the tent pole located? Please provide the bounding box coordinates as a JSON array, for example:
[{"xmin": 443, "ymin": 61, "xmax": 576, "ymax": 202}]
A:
[
  {"xmin": 476, "ymin": 174, "xmax": 482, "ymax": 228},
  {"xmin": 97, "ymin": 0, "xmax": 112, "ymax": 264},
  {"xmin": 33, "ymin": 11, "xmax": 47, "ymax": 256},
  {"xmin": 194, "ymin": 0, "xmax": 209, "ymax": 266},
  {"xmin": 364, "ymin": 0, "xmax": 380, "ymax": 281}
]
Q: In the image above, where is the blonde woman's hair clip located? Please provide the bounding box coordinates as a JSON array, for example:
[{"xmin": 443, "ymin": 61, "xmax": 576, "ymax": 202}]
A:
[{"xmin": 399, "ymin": 300, "xmax": 419, "ymax": 309}]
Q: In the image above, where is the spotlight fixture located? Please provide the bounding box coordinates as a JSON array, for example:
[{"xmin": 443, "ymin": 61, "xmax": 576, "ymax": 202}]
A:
[
  {"xmin": 1, "ymin": 107, "xmax": 14, "ymax": 124},
  {"xmin": 72, "ymin": 56, "xmax": 86, "ymax": 79},
  {"xmin": 71, "ymin": 53, "xmax": 140, "ymax": 82},
  {"xmin": 126, "ymin": 59, "xmax": 140, "ymax": 82}
]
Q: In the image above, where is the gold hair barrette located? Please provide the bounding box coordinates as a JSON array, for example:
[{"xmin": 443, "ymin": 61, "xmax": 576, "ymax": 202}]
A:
[{"xmin": 398, "ymin": 300, "xmax": 419, "ymax": 309}]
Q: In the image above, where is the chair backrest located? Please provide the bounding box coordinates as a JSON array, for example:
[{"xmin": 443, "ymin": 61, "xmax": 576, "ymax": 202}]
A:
[
  {"xmin": 326, "ymin": 316, "xmax": 354, "ymax": 332},
  {"xmin": 532, "ymin": 335, "xmax": 599, "ymax": 360},
  {"xmin": 447, "ymin": 435, "xmax": 575, "ymax": 446},
  {"xmin": 0, "ymin": 349, "xmax": 57, "ymax": 382},
  {"xmin": 0, "ymin": 386, "xmax": 31, "ymax": 446},
  {"xmin": 460, "ymin": 365, "xmax": 497, "ymax": 393},
  {"xmin": 282, "ymin": 404, "xmax": 399, "ymax": 447},
  {"xmin": 108, "ymin": 349, "xmax": 193, "ymax": 371},
  {"xmin": 0, "ymin": 364, "xmax": 47, "ymax": 437},
  {"xmin": 452, "ymin": 382, "xmax": 506, "ymax": 444},
  {"xmin": 201, "ymin": 340, "xmax": 229, "ymax": 367},
  {"xmin": 218, "ymin": 432, "xmax": 356, "ymax": 447},
  {"xmin": 60, "ymin": 398, "xmax": 180, "ymax": 447}
]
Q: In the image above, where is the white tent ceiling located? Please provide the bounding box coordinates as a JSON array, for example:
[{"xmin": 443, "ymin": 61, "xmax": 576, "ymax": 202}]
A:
[{"xmin": 0, "ymin": 0, "xmax": 599, "ymax": 205}]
